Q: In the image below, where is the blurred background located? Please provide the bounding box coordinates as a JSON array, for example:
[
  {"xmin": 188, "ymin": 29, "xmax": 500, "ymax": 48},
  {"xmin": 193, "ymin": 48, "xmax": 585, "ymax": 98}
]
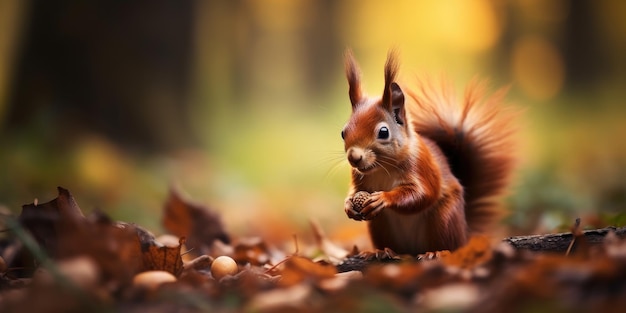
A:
[{"xmin": 1, "ymin": 0, "xmax": 625, "ymax": 246}]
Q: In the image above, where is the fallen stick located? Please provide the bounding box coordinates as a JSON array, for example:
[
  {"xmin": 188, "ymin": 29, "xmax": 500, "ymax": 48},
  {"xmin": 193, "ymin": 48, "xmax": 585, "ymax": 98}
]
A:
[{"xmin": 503, "ymin": 226, "xmax": 626, "ymax": 253}]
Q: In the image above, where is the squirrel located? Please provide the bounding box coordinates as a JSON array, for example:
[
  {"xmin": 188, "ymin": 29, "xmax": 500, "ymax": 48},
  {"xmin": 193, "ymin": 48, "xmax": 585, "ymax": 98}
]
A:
[{"xmin": 341, "ymin": 49, "xmax": 517, "ymax": 256}]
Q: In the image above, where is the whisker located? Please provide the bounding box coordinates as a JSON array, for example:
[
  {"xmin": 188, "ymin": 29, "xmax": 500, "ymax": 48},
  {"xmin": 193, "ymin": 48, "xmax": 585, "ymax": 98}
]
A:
[
  {"xmin": 374, "ymin": 160, "xmax": 393, "ymax": 178},
  {"xmin": 376, "ymin": 160, "xmax": 395, "ymax": 173},
  {"xmin": 316, "ymin": 150, "xmax": 351, "ymax": 183},
  {"xmin": 312, "ymin": 151, "xmax": 346, "ymax": 168},
  {"xmin": 378, "ymin": 162, "xmax": 400, "ymax": 174},
  {"xmin": 324, "ymin": 159, "xmax": 349, "ymax": 182},
  {"xmin": 378, "ymin": 155, "xmax": 403, "ymax": 170},
  {"xmin": 314, "ymin": 153, "xmax": 345, "ymax": 164}
]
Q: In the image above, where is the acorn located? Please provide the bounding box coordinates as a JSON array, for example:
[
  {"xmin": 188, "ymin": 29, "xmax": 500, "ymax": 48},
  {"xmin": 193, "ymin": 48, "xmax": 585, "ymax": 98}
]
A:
[
  {"xmin": 210, "ymin": 256, "xmax": 239, "ymax": 280},
  {"xmin": 133, "ymin": 271, "xmax": 177, "ymax": 290},
  {"xmin": 351, "ymin": 191, "xmax": 371, "ymax": 212}
]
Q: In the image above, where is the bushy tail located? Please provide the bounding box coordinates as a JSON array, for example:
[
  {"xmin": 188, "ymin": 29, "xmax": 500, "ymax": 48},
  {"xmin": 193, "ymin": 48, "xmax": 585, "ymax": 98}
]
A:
[{"xmin": 404, "ymin": 78, "xmax": 517, "ymax": 233}]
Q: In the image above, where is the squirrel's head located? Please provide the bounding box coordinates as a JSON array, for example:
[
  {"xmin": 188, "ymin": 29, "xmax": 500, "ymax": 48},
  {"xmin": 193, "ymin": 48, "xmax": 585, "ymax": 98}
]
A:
[{"xmin": 341, "ymin": 49, "xmax": 411, "ymax": 175}]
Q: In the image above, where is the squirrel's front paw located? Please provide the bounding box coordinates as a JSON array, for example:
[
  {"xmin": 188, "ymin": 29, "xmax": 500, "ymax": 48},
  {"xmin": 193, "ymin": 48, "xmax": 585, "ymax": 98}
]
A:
[
  {"xmin": 344, "ymin": 197, "xmax": 363, "ymax": 221},
  {"xmin": 346, "ymin": 191, "xmax": 386, "ymax": 221}
]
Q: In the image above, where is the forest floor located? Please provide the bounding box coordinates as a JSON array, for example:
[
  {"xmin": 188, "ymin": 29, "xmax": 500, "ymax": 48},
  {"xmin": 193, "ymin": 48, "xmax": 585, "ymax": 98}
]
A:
[{"xmin": 1, "ymin": 187, "xmax": 625, "ymax": 313}]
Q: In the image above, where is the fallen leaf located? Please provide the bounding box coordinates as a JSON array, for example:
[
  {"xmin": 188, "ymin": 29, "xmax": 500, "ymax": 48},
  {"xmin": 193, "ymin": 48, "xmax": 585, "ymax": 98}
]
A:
[
  {"xmin": 233, "ymin": 237, "xmax": 272, "ymax": 266},
  {"xmin": 442, "ymin": 235, "xmax": 493, "ymax": 269},
  {"xmin": 70, "ymin": 214, "xmax": 144, "ymax": 282},
  {"xmin": 12, "ymin": 188, "xmax": 185, "ymax": 283},
  {"xmin": 141, "ymin": 237, "xmax": 185, "ymax": 277},
  {"xmin": 309, "ymin": 220, "xmax": 349, "ymax": 264},
  {"xmin": 279, "ymin": 256, "xmax": 336, "ymax": 287},
  {"xmin": 162, "ymin": 188, "xmax": 230, "ymax": 256},
  {"xmin": 183, "ymin": 255, "xmax": 213, "ymax": 272},
  {"xmin": 17, "ymin": 187, "xmax": 85, "ymax": 259}
]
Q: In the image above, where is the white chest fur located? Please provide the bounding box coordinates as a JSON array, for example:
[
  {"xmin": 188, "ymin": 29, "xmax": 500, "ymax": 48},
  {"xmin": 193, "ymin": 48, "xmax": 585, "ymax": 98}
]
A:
[{"xmin": 360, "ymin": 167, "xmax": 402, "ymax": 192}]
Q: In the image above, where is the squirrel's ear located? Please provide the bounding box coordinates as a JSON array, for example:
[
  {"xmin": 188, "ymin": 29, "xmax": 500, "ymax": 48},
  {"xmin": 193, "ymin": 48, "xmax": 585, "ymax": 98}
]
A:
[
  {"xmin": 345, "ymin": 49, "xmax": 362, "ymax": 109},
  {"xmin": 381, "ymin": 49, "xmax": 400, "ymax": 112},
  {"xmin": 390, "ymin": 82, "xmax": 406, "ymax": 125}
]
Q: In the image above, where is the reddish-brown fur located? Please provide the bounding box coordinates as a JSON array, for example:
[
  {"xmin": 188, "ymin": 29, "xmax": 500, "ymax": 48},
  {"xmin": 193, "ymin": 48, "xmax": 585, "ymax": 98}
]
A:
[{"xmin": 342, "ymin": 50, "xmax": 516, "ymax": 255}]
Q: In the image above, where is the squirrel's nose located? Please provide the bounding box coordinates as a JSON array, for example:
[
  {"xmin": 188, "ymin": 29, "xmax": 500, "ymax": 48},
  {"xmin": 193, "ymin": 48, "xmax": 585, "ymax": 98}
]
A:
[{"xmin": 347, "ymin": 149, "xmax": 363, "ymax": 167}]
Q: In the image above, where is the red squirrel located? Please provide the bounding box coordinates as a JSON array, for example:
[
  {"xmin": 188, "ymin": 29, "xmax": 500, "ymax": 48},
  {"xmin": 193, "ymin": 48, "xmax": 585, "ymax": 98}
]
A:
[{"xmin": 342, "ymin": 50, "xmax": 516, "ymax": 255}]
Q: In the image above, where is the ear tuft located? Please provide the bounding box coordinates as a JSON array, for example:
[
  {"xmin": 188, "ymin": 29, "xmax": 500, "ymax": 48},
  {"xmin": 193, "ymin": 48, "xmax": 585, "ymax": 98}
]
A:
[
  {"xmin": 382, "ymin": 49, "xmax": 400, "ymax": 111},
  {"xmin": 345, "ymin": 49, "xmax": 362, "ymax": 108}
]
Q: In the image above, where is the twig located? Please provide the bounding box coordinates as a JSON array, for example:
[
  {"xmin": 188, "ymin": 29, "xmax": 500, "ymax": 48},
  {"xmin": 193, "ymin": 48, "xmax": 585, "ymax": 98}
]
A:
[{"xmin": 564, "ymin": 218, "xmax": 581, "ymax": 256}]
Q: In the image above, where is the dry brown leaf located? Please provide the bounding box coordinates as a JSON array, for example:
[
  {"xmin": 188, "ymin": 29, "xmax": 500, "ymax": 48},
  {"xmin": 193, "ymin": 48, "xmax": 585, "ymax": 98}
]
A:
[
  {"xmin": 309, "ymin": 220, "xmax": 349, "ymax": 263},
  {"xmin": 442, "ymin": 235, "xmax": 493, "ymax": 269},
  {"xmin": 141, "ymin": 237, "xmax": 185, "ymax": 277},
  {"xmin": 13, "ymin": 188, "xmax": 146, "ymax": 282},
  {"xmin": 162, "ymin": 188, "xmax": 230, "ymax": 256},
  {"xmin": 233, "ymin": 237, "xmax": 271, "ymax": 266},
  {"xmin": 17, "ymin": 187, "xmax": 85, "ymax": 258},
  {"xmin": 69, "ymin": 216, "xmax": 144, "ymax": 282},
  {"xmin": 12, "ymin": 187, "xmax": 186, "ymax": 283},
  {"xmin": 279, "ymin": 256, "xmax": 336, "ymax": 287}
]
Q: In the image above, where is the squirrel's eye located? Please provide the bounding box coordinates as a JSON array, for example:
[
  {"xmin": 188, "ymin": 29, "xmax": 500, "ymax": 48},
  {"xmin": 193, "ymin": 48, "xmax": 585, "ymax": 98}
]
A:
[
  {"xmin": 378, "ymin": 126, "xmax": 390, "ymax": 139},
  {"xmin": 341, "ymin": 130, "xmax": 345, "ymax": 140}
]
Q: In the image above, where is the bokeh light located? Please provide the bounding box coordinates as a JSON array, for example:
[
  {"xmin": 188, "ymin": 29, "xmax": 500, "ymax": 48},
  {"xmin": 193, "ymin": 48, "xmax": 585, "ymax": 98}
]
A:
[{"xmin": 1, "ymin": 1, "xmax": 625, "ymax": 243}]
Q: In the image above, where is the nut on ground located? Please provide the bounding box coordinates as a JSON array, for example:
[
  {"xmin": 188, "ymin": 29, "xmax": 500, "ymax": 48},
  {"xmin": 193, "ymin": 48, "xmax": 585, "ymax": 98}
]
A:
[{"xmin": 211, "ymin": 256, "xmax": 239, "ymax": 280}]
